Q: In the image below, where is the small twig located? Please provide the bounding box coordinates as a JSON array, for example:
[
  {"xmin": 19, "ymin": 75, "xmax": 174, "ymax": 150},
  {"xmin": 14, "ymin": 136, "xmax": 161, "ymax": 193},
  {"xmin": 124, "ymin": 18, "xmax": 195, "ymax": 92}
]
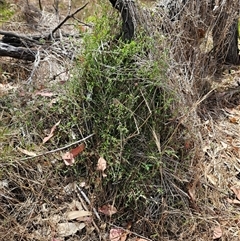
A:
[
  {"xmin": 48, "ymin": 2, "xmax": 89, "ymax": 39},
  {"xmin": 72, "ymin": 17, "xmax": 93, "ymax": 28},
  {"xmin": 75, "ymin": 185, "xmax": 102, "ymax": 240},
  {"xmin": 53, "ymin": 0, "xmax": 59, "ymax": 15},
  {"xmin": 38, "ymin": 0, "xmax": 43, "ymax": 11},
  {"xmin": 27, "ymin": 49, "xmax": 41, "ymax": 84},
  {"xmin": 20, "ymin": 133, "xmax": 94, "ymax": 161},
  {"xmin": 76, "ymin": 184, "xmax": 101, "ymax": 221},
  {"xmin": 68, "ymin": 0, "xmax": 72, "ymax": 15}
]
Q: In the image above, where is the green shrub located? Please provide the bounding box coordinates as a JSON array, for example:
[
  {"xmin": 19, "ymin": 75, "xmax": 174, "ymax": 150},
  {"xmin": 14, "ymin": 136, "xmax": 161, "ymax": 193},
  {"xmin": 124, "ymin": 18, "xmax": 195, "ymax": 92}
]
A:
[{"xmin": 68, "ymin": 2, "xmax": 179, "ymax": 214}]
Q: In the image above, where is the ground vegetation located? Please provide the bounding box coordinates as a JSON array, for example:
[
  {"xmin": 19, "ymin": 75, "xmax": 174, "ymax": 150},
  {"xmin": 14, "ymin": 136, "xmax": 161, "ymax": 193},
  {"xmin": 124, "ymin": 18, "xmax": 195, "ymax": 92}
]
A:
[{"xmin": 0, "ymin": 1, "xmax": 240, "ymax": 240}]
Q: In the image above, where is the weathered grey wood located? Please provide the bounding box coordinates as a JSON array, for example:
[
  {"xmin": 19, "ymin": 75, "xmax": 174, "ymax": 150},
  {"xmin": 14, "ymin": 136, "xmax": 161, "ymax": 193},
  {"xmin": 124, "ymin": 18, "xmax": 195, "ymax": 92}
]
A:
[{"xmin": 0, "ymin": 42, "xmax": 36, "ymax": 61}]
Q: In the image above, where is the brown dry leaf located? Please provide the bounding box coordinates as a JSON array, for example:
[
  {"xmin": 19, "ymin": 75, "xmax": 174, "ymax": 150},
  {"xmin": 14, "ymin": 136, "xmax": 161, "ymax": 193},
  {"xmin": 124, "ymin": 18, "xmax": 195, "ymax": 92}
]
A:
[
  {"xmin": 97, "ymin": 157, "xmax": 107, "ymax": 177},
  {"xmin": 17, "ymin": 147, "xmax": 37, "ymax": 157},
  {"xmin": 109, "ymin": 228, "xmax": 123, "ymax": 241},
  {"xmin": 62, "ymin": 152, "xmax": 75, "ymax": 166},
  {"xmin": 212, "ymin": 226, "xmax": 222, "ymax": 239},
  {"xmin": 113, "ymin": 223, "xmax": 131, "ymax": 241},
  {"xmin": 98, "ymin": 204, "xmax": 117, "ymax": 216},
  {"xmin": 230, "ymin": 186, "xmax": 240, "ymax": 200},
  {"xmin": 136, "ymin": 239, "xmax": 148, "ymax": 241},
  {"xmin": 62, "ymin": 144, "xmax": 85, "ymax": 166},
  {"xmin": 43, "ymin": 120, "xmax": 61, "ymax": 144},
  {"xmin": 66, "ymin": 210, "xmax": 92, "ymax": 220},
  {"xmin": 229, "ymin": 116, "xmax": 239, "ymax": 124},
  {"xmin": 70, "ymin": 143, "xmax": 85, "ymax": 158},
  {"xmin": 227, "ymin": 198, "xmax": 240, "ymax": 204},
  {"xmin": 120, "ymin": 232, "xmax": 128, "ymax": 241}
]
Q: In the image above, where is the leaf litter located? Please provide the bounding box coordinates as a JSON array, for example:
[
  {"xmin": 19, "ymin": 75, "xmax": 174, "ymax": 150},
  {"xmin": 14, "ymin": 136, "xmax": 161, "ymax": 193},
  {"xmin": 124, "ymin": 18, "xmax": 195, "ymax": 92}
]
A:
[
  {"xmin": 97, "ymin": 157, "xmax": 107, "ymax": 177},
  {"xmin": 62, "ymin": 143, "xmax": 85, "ymax": 166},
  {"xmin": 98, "ymin": 204, "xmax": 117, "ymax": 216},
  {"xmin": 43, "ymin": 120, "xmax": 61, "ymax": 144}
]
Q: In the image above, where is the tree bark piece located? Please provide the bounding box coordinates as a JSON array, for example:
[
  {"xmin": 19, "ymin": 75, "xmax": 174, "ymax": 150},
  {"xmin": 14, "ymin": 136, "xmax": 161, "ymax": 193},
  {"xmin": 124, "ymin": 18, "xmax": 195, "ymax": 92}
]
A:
[
  {"xmin": 109, "ymin": 0, "xmax": 135, "ymax": 41},
  {"xmin": 213, "ymin": 11, "xmax": 239, "ymax": 65}
]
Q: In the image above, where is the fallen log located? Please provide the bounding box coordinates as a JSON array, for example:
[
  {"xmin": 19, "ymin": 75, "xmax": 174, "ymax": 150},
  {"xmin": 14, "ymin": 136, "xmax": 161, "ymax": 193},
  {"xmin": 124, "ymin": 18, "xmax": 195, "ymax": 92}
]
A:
[
  {"xmin": 0, "ymin": 3, "xmax": 89, "ymax": 61},
  {"xmin": 0, "ymin": 42, "xmax": 37, "ymax": 61}
]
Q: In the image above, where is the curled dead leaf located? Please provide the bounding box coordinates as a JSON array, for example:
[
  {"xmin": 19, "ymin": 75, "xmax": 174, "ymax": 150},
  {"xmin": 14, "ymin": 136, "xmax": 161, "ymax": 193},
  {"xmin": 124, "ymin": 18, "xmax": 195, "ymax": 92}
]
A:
[
  {"xmin": 62, "ymin": 143, "xmax": 85, "ymax": 166},
  {"xmin": 212, "ymin": 226, "xmax": 222, "ymax": 239},
  {"xmin": 43, "ymin": 120, "xmax": 61, "ymax": 144},
  {"xmin": 109, "ymin": 228, "xmax": 123, "ymax": 241},
  {"xmin": 97, "ymin": 157, "xmax": 107, "ymax": 177},
  {"xmin": 98, "ymin": 204, "xmax": 117, "ymax": 216},
  {"xmin": 62, "ymin": 152, "xmax": 75, "ymax": 166},
  {"xmin": 229, "ymin": 116, "xmax": 238, "ymax": 124},
  {"xmin": 97, "ymin": 157, "xmax": 107, "ymax": 171},
  {"xmin": 70, "ymin": 143, "xmax": 85, "ymax": 158}
]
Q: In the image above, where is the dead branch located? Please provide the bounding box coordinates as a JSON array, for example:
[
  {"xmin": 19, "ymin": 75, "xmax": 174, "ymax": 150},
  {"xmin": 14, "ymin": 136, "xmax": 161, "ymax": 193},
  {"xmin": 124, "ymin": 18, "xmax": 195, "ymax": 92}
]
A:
[
  {"xmin": 0, "ymin": 42, "xmax": 37, "ymax": 61},
  {"xmin": 19, "ymin": 133, "xmax": 95, "ymax": 161},
  {"xmin": 0, "ymin": 2, "xmax": 87, "ymax": 61},
  {"xmin": 0, "ymin": 30, "xmax": 40, "ymax": 45},
  {"xmin": 48, "ymin": 2, "xmax": 89, "ymax": 39}
]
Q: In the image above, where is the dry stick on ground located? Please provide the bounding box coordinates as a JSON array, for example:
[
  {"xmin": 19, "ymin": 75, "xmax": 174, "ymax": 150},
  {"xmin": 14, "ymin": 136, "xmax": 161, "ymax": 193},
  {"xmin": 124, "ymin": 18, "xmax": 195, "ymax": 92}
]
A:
[
  {"xmin": 76, "ymin": 184, "xmax": 101, "ymax": 221},
  {"xmin": 0, "ymin": 42, "xmax": 37, "ymax": 61},
  {"xmin": 76, "ymin": 184, "xmax": 102, "ymax": 240},
  {"xmin": 19, "ymin": 133, "xmax": 95, "ymax": 161},
  {"xmin": 47, "ymin": 2, "xmax": 89, "ymax": 40}
]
